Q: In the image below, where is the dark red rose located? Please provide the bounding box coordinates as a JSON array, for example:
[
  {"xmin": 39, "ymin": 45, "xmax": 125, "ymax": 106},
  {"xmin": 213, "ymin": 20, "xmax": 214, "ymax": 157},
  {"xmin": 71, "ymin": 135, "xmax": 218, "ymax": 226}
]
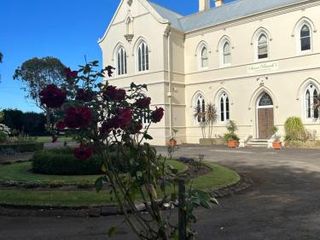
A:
[
  {"xmin": 151, "ymin": 107, "xmax": 164, "ymax": 123},
  {"xmin": 56, "ymin": 121, "xmax": 66, "ymax": 130},
  {"xmin": 99, "ymin": 119, "xmax": 117, "ymax": 135},
  {"xmin": 64, "ymin": 106, "xmax": 92, "ymax": 129},
  {"xmin": 104, "ymin": 85, "xmax": 126, "ymax": 101},
  {"xmin": 135, "ymin": 97, "xmax": 151, "ymax": 109},
  {"xmin": 106, "ymin": 65, "xmax": 115, "ymax": 77},
  {"xmin": 74, "ymin": 145, "xmax": 93, "ymax": 160},
  {"xmin": 64, "ymin": 67, "xmax": 78, "ymax": 79},
  {"xmin": 76, "ymin": 89, "xmax": 93, "ymax": 102},
  {"xmin": 131, "ymin": 122, "xmax": 143, "ymax": 134},
  {"xmin": 39, "ymin": 84, "xmax": 66, "ymax": 108},
  {"xmin": 116, "ymin": 108, "xmax": 132, "ymax": 129},
  {"xmin": 115, "ymin": 89, "xmax": 126, "ymax": 101}
]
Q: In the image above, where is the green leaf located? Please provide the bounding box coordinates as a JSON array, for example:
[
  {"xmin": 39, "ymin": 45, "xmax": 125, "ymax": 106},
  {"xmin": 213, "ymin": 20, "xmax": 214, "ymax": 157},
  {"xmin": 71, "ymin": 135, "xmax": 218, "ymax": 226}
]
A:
[
  {"xmin": 144, "ymin": 133, "xmax": 153, "ymax": 140},
  {"xmin": 95, "ymin": 176, "xmax": 104, "ymax": 192},
  {"xmin": 107, "ymin": 226, "xmax": 117, "ymax": 237},
  {"xmin": 101, "ymin": 164, "xmax": 107, "ymax": 173}
]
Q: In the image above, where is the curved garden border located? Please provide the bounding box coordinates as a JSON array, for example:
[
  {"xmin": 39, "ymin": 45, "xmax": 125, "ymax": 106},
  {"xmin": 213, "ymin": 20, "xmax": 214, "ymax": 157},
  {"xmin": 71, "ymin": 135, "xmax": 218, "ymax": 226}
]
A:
[{"xmin": 0, "ymin": 160, "xmax": 250, "ymax": 217}]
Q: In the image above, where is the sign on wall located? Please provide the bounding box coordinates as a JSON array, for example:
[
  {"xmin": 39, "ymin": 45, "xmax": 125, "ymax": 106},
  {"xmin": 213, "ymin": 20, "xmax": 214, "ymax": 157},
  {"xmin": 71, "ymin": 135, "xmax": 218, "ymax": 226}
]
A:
[{"xmin": 247, "ymin": 61, "xmax": 279, "ymax": 74}]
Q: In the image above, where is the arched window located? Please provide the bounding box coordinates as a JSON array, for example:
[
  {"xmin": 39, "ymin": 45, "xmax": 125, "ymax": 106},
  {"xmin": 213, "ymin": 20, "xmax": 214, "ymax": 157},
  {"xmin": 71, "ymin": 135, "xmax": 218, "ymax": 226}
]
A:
[
  {"xmin": 117, "ymin": 47, "xmax": 127, "ymax": 75},
  {"xmin": 138, "ymin": 41, "xmax": 149, "ymax": 72},
  {"xmin": 223, "ymin": 41, "xmax": 231, "ymax": 65},
  {"xmin": 305, "ymin": 84, "xmax": 318, "ymax": 119},
  {"xmin": 194, "ymin": 94, "xmax": 206, "ymax": 123},
  {"xmin": 258, "ymin": 92, "xmax": 273, "ymax": 106},
  {"xmin": 219, "ymin": 92, "xmax": 230, "ymax": 122},
  {"xmin": 300, "ymin": 24, "xmax": 311, "ymax": 51},
  {"xmin": 200, "ymin": 46, "xmax": 208, "ymax": 68},
  {"xmin": 257, "ymin": 34, "xmax": 268, "ymax": 59}
]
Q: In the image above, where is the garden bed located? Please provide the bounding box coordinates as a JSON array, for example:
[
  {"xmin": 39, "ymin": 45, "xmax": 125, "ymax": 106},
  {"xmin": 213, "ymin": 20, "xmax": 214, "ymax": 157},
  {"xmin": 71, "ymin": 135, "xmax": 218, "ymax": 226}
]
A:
[{"xmin": 0, "ymin": 161, "xmax": 240, "ymax": 208}]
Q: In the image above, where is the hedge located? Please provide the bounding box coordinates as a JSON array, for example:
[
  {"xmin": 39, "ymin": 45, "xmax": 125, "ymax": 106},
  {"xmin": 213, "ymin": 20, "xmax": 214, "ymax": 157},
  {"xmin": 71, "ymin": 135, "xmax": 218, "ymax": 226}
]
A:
[
  {"xmin": 32, "ymin": 148, "xmax": 103, "ymax": 175},
  {"xmin": 0, "ymin": 142, "xmax": 44, "ymax": 153}
]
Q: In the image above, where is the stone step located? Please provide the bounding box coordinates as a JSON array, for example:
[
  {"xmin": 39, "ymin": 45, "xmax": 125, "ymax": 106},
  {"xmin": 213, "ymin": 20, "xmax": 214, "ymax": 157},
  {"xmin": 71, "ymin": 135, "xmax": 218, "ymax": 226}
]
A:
[{"xmin": 247, "ymin": 139, "xmax": 269, "ymax": 148}]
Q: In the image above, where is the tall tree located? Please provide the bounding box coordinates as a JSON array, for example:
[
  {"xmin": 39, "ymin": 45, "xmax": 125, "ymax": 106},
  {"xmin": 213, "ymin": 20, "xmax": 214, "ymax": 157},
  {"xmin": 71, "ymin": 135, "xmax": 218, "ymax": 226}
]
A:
[
  {"xmin": 13, "ymin": 57, "xmax": 66, "ymax": 107},
  {"xmin": 0, "ymin": 52, "xmax": 3, "ymax": 63}
]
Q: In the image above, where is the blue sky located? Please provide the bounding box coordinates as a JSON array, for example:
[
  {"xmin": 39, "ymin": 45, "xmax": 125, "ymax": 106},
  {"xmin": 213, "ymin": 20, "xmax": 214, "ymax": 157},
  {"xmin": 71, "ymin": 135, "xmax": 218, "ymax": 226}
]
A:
[{"xmin": 0, "ymin": 0, "xmax": 234, "ymax": 113}]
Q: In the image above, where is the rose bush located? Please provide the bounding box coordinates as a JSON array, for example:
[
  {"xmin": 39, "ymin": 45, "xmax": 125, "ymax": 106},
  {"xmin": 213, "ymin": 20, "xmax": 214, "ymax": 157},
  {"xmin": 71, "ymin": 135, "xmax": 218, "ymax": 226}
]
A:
[{"xmin": 40, "ymin": 60, "xmax": 214, "ymax": 240}]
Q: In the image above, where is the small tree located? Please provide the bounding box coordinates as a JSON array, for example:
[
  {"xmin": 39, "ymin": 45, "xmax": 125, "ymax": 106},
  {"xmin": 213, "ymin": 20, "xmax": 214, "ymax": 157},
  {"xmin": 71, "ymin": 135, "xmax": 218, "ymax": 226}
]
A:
[
  {"xmin": 206, "ymin": 103, "xmax": 217, "ymax": 138},
  {"xmin": 194, "ymin": 103, "xmax": 217, "ymax": 139}
]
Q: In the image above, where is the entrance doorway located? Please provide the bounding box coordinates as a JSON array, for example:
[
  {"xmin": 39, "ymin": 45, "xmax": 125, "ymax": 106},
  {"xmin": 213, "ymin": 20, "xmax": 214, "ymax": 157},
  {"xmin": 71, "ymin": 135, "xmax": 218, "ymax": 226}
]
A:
[{"xmin": 257, "ymin": 92, "xmax": 274, "ymax": 139}]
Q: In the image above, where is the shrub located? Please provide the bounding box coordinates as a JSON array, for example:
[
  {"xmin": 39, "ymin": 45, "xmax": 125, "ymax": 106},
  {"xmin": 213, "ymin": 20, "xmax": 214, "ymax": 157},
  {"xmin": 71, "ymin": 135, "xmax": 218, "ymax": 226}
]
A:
[
  {"xmin": 32, "ymin": 148, "xmax": 103, "ymax": 175},
  {"xmin": 284, "ymin": 117, "xmax": 307, "ymax": 142},
  {"xmin": 0, "ymin": 132, "xmax": 7, "ymax": 143},
  {"xmin": 0, "ymin": 142, "xmax": 43, "ymax": 152}
]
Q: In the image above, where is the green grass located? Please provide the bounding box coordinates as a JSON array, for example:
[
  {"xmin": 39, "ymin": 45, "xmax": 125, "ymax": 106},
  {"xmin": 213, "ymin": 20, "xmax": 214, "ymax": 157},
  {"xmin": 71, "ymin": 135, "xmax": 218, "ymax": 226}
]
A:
[
  {"xmin": 35, "ymin": 136, "xmax": 73, "ymax": 143},
  {"xmin": 0, "ymin": 162, "xmax": 240, "ymax": 207},
  {"xmin": 0, "ymin": 160, "xmax": 187, "ymax": 186}
]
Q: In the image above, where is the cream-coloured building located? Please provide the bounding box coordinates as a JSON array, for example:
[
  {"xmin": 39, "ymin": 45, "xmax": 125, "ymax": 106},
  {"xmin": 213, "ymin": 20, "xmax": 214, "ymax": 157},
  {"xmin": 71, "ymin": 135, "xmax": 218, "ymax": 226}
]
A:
[{"xmin": 99, "ymin": 0, "xmax": 320, "ymax": 146}]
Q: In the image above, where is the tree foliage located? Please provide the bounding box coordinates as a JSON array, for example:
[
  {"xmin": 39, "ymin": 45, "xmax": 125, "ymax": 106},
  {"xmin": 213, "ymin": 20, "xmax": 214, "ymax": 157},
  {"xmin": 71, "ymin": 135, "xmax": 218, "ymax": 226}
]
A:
[
  {"xmin": 13, "ymin": 57, "xmax": 66, "ymax": 107},
  {"xmin": 2, "ymin": 109, "xmax": 47, "ymax": 136},
  {"xmin": 0, "ymin": 52, "xmax": 3, "ymax": 63}
]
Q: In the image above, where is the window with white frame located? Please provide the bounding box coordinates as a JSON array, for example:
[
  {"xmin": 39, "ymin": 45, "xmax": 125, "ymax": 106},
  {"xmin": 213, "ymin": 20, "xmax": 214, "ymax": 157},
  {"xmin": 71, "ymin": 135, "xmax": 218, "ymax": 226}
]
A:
[
  {"xmin": 117, "ymin": 47, "xmax": 127, "ymax": 75},
  {"xmin": 219, "ymin": 92, "xmax": 230, "ymax": 122},
  {"xmin": 300, "ymin": 24, "xmax": 311, "ymax": 51},
  {"xmin": 257, "ymin": 34, "xmax": 268, "ymax": 59},
  {"xmin": 138, "ymin": 41, "xmax": 149, "ymax": 72},
  {"xmin": 223, "ymin": 41, "xmax": 231, "ymax": 65},
  {"xmin": 200, "ymin": 46, "xmax": 208, "ymax": 68},
  {"xmin": 194, "ymin": 95, "xmax": 206, "ymax": 123},
  {"xmin": 305, "ymin": 84, "xmax": 319, "ymax": 119}
]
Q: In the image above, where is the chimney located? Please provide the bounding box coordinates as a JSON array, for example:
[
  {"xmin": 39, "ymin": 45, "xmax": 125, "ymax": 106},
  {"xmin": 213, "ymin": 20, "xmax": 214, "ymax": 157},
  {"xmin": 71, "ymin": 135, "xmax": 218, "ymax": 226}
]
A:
[
  {"xmin": 215, "ymin": 0, "xmax": 223, "ymax": 7},
  {"xmin": 199, "ymin": 0, "xmax": 210, "ymax": 12}
]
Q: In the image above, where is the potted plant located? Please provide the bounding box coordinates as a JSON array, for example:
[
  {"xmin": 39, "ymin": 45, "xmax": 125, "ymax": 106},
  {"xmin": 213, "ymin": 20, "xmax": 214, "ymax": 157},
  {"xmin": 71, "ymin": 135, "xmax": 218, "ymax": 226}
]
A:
[
  {"xmin": 224, "ymin": 120, "xmax": 240, "ymax": 148},
  {"xmin": 271, "ymin": 126, "xmax": 282, "ymax": 150},
  {"xmin": 168, "ymin": 128, "xmax": 178, "ymax": 147}
]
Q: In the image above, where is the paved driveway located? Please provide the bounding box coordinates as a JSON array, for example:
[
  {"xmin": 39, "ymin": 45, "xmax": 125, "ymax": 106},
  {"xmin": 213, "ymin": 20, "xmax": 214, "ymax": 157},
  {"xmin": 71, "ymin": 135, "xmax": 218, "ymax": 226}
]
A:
[{"xmin": 1, "ymin": 145, "xmax": 320, "ymax": 240}]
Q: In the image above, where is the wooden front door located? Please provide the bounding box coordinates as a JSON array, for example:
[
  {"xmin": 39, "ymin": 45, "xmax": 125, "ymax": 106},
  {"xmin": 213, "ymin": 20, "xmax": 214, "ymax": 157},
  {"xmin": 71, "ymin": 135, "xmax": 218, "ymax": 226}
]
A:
[{"xmin": 258, "ymin": 108, "xmax": 274, "ymax": 139}]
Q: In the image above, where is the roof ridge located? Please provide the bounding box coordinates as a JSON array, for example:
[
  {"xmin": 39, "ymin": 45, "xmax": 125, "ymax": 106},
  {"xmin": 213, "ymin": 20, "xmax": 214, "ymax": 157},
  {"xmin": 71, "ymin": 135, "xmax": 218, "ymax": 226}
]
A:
[
  {"xmin": 148, "ymin": 1, "xmax": 184, "ymax": 17},
  {"xmin": 178, "ymin": 0, "xmax": 243, "ymax": 20}
]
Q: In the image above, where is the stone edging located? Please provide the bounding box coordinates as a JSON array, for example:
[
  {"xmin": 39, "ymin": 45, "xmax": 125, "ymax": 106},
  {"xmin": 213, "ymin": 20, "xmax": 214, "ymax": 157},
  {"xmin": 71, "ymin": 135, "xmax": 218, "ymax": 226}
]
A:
[{"xmin": 0, "ymin": 174, "xmax": 253, "ymax": 218}]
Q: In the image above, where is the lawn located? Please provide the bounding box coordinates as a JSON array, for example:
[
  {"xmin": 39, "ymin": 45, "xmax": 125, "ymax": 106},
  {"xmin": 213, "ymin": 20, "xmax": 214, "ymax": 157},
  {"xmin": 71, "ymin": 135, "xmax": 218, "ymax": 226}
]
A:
[
  {"xmin": 0, "ymin": 162, "xmax": 240, "ymax": 207},
  {"xmin": 35, "ymin": 136, "xmax": 74, "ymax": 143},
  {"xmin": 0, "ymin": 160, "xmax": 187, "ymax": 186}
]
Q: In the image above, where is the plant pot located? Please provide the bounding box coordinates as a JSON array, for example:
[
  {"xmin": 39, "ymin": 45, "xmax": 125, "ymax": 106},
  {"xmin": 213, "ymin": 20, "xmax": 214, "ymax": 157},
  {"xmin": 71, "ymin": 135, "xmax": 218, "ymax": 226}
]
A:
[
  {"xmin": 272, "ymin": 141, "xmax": 282, "ymax": 150},
  {"xmin": 227, "ymin": 140, "xmax": 238, "ymax": 148},
  {"xmin": 168, "ymin": 139, "xmax": 177, "ymax": 147}
]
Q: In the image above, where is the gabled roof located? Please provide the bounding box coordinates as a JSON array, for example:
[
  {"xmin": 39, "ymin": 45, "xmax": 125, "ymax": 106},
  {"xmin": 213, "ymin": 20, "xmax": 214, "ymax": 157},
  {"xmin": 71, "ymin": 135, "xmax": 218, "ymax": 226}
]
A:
[
  {"xmin": 149, "ymin": 0, "xmax": 310, "ymax": 33},
  {"xmin": 149, "ymin": 2, "xmax": 184, "ymax": 31}
]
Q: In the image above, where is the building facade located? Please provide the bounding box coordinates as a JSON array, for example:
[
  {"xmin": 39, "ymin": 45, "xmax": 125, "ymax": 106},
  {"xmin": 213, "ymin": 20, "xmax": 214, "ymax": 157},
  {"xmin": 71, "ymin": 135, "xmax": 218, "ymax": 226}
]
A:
[{"xmin": 99, "ymin": 0, "xmax": 320, "ymax": 145}]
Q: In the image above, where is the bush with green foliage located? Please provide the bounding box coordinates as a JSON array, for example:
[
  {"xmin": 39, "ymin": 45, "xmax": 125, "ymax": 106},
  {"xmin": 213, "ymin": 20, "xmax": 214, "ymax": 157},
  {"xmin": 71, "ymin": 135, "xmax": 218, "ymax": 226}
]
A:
[
  {"xmin": 0, "ymin": 132, "xmax": 7, "ymax": 143},
  {"xmin": 224, "ymin": 120, "xmax": 240, "ymax": 142},
  {"xmin": 284, "ymin": 117, "xmax": 307, "ymax": 142},
  {"xmin": 2, "ymin": 109, "xmax": 47, "ymax": 136},
  {"xmin": 32, "ymin": 148, "xmax": 103, "ymax": 175},
  {"xmin": 0, "ymin": 142, "xmax": 43, "ymax": 153}
]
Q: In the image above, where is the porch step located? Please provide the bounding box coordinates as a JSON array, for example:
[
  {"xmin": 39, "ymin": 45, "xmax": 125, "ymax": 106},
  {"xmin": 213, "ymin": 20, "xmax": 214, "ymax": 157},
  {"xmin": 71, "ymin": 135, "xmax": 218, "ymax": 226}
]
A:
[{"xmin": 246, "ymin": 139, "xmax": 268, "ymax": 148}]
